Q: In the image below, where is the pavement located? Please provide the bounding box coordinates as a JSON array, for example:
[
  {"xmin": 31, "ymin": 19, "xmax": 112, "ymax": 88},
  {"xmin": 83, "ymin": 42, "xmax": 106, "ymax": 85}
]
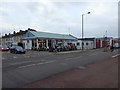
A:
[{"xmin": 22, "ymin": 57, "xmax": 118, "ymax": 88}]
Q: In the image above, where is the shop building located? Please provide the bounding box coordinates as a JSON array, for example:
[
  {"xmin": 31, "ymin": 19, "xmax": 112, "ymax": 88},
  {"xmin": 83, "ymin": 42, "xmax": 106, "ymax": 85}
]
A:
[
  {"xmin": 77, "ymin": 38, "xmax": 96, "ymax": 50},
  {"xmin": 22, "ymin": 30, "xmax": 78, "ymax": 50}
]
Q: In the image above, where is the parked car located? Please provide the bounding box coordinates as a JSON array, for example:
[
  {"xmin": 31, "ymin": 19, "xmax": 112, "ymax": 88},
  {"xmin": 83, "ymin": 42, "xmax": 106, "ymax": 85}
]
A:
[
  {"xmin": 49, "ymin": 44, "xmax": 77, "ymax": 52},
  {"xmin": 113, "ymin": 43, "xmax": 120, "ymax": 49},
  {"xmin": 10, "ymin": 46, "xmax": 26, "ymax": 54},
  {"xmin": 0, "ymin": 45, "xmax": 9, "ymax": 51}
]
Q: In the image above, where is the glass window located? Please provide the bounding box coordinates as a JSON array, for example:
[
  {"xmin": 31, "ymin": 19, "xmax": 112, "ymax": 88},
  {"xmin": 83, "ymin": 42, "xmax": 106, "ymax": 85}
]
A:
[
  {"xmin": 86, "ymin": 43, "xmax": 88, "ymax": 45},
  {"xmin": 77, "ymin": 42, "xmax": 80, "ymax": 46},
  {"xmin": 82, "ymin": 42, "xmax": 84, "ymax": 45}
]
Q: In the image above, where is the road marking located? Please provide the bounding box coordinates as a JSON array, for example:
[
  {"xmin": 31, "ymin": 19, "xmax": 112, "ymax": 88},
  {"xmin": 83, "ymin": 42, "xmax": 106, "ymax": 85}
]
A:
[
  {"xmin": 36, "ymin": 63, "xmax": 44, "ymax": 65},
  {"xmin": 13, "ymin": 56, "xmax": 18, "ymax": 59},
  {"xmin": 11, "ymin": 61, "xmax": 33, "ymax": 65},
  {"xmin": 78, "ymin": 66, "xmax": 86, "ymax": 69},
  {"xmin": 88, "ymin": 53, "xmax": 98, "ymax": 56},
  {"xmin": 18, "ymin": 60, "xmax": 55, "ymax": 69},
  {"xmin": 11, "ymin": 59, "xmax": 46, "ymax": 65},
  {"xmin": 65, "ymin": 57, "xmax": 82, "ymax": 61},
  {"xmin": 112, "ymin": 54, "xmax": 120, "ymax": 58},
  {"xmin": 58, "ymin": 51, "xmax": 80, "ymax": 54},
  {"xmin": 24, "ymin": 56, "xmax": 30, "ymax": 58},
  {"xmin": 18, "ymin": 64, "xmax": 37, "ymax": 68},
  {"xmin": 44, "ymin": 60, "xmax": 55, "ymax": 64}
]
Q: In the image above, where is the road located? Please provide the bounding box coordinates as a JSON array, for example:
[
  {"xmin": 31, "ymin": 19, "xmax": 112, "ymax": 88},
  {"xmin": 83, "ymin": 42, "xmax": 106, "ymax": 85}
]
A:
[
  {"xmin": 22, "ymin": 57, "xmax": 118, "ymax": 88},
  {"xmin": 2, "ymin": 49, "xmax": 119, "ymax": 88}
]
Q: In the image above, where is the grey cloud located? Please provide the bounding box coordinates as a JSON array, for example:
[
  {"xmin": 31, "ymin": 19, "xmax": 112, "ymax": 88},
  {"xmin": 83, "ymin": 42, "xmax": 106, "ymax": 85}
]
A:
[{"xmin": 1, "ymin": 1, "xmax": 118, "ymax": 38}]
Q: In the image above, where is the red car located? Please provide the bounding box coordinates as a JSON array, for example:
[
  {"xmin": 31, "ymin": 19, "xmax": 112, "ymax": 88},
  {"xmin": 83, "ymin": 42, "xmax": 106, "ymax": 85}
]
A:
[{"xmin": 0, "ymin": 46, "xmax": 9, "ymax": 51}]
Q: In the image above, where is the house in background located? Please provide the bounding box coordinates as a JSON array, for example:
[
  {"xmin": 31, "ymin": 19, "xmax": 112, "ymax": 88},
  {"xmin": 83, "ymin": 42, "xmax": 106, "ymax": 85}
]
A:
[
  {"xmin": 1, "ymin": 28, "xmax": 36, "ymax": 47},
  {"xmin": 22, "ymin": 30, "xmax": 78, "ymax": 50},
  {"xmin": 1, "ymin": 31, "xmax": 25, "ymax": 47},
  {"xmin": 1, "ymin": 34, "xmax": 10, "ymax": 47}
]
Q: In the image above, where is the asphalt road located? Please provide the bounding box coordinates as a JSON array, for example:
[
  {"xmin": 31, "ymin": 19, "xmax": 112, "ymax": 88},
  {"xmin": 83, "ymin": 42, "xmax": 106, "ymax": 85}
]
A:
[
  {"xmin": 22, "ymin": 56, "xmax": 118, "ymax": 88},
  {"xmin": 2, "ymin": 49, "xmax": 119, "ymax": 88}
]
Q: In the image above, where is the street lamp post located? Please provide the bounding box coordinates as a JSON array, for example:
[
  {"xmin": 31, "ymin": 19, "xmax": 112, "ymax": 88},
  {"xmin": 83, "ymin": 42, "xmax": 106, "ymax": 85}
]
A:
[
  {"xmin": 105, "ymin": 30, "xmax": 108, "ymax": 51},
  {"xmin": 103, "ymin": 35, "xmax": 106, "ymax": 52},
  {"xmin": 81, "ymin": 12, "xmax": 90, "ymax": 50}
]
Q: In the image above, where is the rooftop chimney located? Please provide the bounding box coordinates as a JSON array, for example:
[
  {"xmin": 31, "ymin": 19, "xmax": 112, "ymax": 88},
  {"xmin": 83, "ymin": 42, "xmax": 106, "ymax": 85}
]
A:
[
  {"xmin": 20, "ymin": 30, "xmax": 22, "ymax": 32},
  {"xmin": 28, "ymin": 28, "xmax": 36, "ymax": 31},
  {"xmin": 5, "ymin": 34, "xmax": 7, "ymax": 36}
]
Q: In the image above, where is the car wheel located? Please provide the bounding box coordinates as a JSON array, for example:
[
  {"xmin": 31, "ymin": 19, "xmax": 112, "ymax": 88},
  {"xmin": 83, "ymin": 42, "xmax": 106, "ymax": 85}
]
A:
[
  {"xmin": 10, "ymin": 50, "xmax": 12, "ymax": 53},
  {"xmin": 14, "ymin": 50, "xmax": 17, "ymax": 54},
  {"xmin": 13, "ymin": 51, "xmax": 15, "ymax": 54},
  {"xmin": 11, "ymin": 50, "xmax": 14, "ymax": 53}
]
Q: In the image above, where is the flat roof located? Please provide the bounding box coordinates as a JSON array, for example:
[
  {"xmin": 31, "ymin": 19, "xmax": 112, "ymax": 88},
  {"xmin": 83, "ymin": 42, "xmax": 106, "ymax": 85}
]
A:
[{"xmin": 23, "ymin": 31, "xmax": 78, "ymax": 40}]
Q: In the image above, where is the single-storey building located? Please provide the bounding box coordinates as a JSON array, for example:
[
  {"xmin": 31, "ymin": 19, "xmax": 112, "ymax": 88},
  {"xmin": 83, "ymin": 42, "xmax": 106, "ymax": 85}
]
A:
[
  {"xmin": 22, "ymin": 30, "xmax": 78, "ymax": 50},
  {"xmin": 76, "ymin": 37, "xmax": 112, "ymax": 50},
  {"xmin": 96, "ymin": 37, "xmax": 112, "ymax": 48},
  {"xmin": 76, "ymin": 38, "xmax": 96, "ymax": 50}
]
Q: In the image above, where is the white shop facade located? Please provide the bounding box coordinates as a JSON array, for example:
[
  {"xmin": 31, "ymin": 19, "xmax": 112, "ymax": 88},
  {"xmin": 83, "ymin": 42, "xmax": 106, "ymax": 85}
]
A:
[
  {"xmin": 22, "ymin": 31, "xmax": 78, "ymax": 50},
  {"xmin": 76, "ymin": 38, "xmax": 96, "ymax": 50}
]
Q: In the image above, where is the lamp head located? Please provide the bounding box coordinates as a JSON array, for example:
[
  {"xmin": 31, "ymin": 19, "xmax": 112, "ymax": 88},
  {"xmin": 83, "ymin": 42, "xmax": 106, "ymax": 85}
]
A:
[{"xmin": 88, "ymin": 12, "xmax": 91, "ymax": 14}]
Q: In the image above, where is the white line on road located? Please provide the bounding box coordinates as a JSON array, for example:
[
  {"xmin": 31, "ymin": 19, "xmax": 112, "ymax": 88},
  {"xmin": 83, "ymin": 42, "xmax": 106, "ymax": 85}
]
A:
[
  {"xmin": 65, "ymin": 58, "xmax": 73, "ymax": 60},
  {"xmin": 18, "ymin": 64, "xmax": 37, "ymax": 68},
  {"xmin": 112, "ymin": 54, "xmax": 120, "ymax": 58},
  {"xmin": 65, "ymin": 57, "xmax": 82, "ymax": 61},
  {"xmin": 13, "ymin": 56, "xmax": 18, "ymax": 59},
  {"xmin": 36, "ymin": 62, "xmax": 44, "ymax": 65},
  {"xmin": 24, "ymin": 56, "xmax": 30, "ymax": 58},
  {"xmin": 18, "ymin": 60, "xmax": 55, "ymax": 69},
  {"xmin": 58, "ymin": 50, "xmax": 84, "ymax": 54},
  {"xmin": 11, "ymin": 61, "xmax": 33, "ymax": 65},
  {"xmin": 44, "ymin": 60, "xmax": 55, "ymax": 64},
  {"xmin": 77, "ymin": 66, "xmax": 86, "ymax": 69},
  {"xmin": 88, "ymin": 53, "xmax": 98, "ymax": 56},
  {"xmin": 10, "ymin": 59, "xmax": 46, "ymax": 65}
]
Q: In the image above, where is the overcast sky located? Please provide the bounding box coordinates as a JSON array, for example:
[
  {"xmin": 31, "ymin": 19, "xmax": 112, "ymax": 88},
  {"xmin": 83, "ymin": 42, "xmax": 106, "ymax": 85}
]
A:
[{"xmin": 0, "ymin": 0, "xmax": 119, "ymax": 38}]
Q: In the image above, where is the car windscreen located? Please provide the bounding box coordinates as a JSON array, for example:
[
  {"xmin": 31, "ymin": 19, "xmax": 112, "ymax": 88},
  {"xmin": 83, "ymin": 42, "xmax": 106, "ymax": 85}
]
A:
[
  {"xmin": 16, "ymin": 46, "xmax": 23, "ymax": 51},
  {"xmin": 1, "ymin": 46, "xmax": 8, "ymax": 48}
]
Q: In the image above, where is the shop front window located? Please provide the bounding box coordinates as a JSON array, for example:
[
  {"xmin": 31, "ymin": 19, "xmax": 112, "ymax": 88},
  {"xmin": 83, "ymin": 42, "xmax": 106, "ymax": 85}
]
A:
[
  {"xmin": 77, "ymin": 42, "xmax": 80, "ymax": 46},
  {"xmin": 86, "ymin": 42, "xmax": 88, "ymax": 45}
]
